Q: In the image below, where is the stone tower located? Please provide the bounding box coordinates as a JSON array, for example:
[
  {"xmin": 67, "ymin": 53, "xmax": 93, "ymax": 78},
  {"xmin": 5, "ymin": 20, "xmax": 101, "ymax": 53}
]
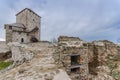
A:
[{"xmin": 4, "ymin": 8, "xmax": 41, "ymax": 43}]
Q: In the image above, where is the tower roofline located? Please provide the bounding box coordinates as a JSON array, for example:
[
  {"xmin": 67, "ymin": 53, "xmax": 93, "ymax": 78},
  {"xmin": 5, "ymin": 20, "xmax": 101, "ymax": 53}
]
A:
[{"xmin": 16, "ymin": 8, "xmax": 41, "ymax": 18}]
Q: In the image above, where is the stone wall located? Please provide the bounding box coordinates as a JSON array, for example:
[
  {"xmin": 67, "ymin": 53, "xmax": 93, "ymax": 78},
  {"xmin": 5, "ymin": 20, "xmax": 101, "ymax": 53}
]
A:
[
  {"xmin": 12, "ymin": 31, "xmax": 30, "ymax": 43},
  {"xmin": 0, "ymin": 42, "xmax": 71, "ymax": 80},
  {"xmin": 4, "ymin": 25, "xmax": 12, "ymax": 43},
  {"xmin": 16, "ymin": 8, "xmax": 41, "ymax": 41},
  {"xmin": 8, "ymin": 42, "xmax": 34, "ymax": 63},
  {"xmin": 12, "ymin": 26, "xmax": 24, "ymax": 32},
  {"xmin": 58, "ymin": 36, "xmax": 87, "ymax": 47},
  {"xmin": 57, "ymin": 36, "xmax": 120, "ymax": 80},
  {"xmin": 16, "ymin": 9, "xmax": 27, "ymax": 28},
  {"xmin": 1, "ymin": 35, "xmax": 120, "ymax": 80},
  {"xmin": 0, "ymin": 42, "xmax": 11, "ymax": 61},
  {"xmin": 58, "ymin": 36, "xmax": 81, "ymax": 41},
  {"xmin": 56, "ymin": 36, "xmax": 89, "ymax": 80},
  {"xmin": 88, "ymin": 40, "xmax": 120, "ymax": 80}
]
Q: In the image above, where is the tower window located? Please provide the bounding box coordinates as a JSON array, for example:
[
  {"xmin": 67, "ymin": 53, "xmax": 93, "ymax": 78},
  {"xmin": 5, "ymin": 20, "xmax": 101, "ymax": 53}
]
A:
[
  {"xmin": 21, "ymin": 38, "xmax": 24, "ymax": 43},
  {"xmin": 9, "ymin": 26, "xmax": 12, "ymax": 29}
]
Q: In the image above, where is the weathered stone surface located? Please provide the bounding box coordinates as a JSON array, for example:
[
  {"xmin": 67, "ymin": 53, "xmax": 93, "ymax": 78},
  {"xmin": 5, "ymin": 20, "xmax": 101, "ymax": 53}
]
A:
[
  {"xmin": 0, "ymin": 42, "xmax": 71, "ymax": 80},
  {"xmin": 90, "ymin": 66, "xmax": 114, "ymax": 80},
  {"xmin": 58, "ymin": 36, "xmax": 87, "ymax": 47},
  {"xmin": 57, "ymin": 36, "xmax": 89, "ymax": 80},
  {"xmin": 0, "ymin": 41, "xmax": 11, "ymax": 60},
  {"xmin": 53, "ymin": 69, "xmax": 71, "ymax": 80},
  {"xmin": 0, "ymin": 36, "xmax": 120, "ymax": 80},
  {"xmin": 8, "ymin": 42, "xmax": 34, "ymax": 63},
  {"xmin": 88, "ymin": 40, "xmax": 120, "ymax": 80},
  {"xmin": 88, "ymin": 40, "xmax": 118, "ymax": 70}
]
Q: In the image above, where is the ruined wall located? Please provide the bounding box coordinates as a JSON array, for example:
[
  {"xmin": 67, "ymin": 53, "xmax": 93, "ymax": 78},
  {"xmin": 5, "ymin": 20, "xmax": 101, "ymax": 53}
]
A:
[
  {"xmin": 0, "ymin": 42, "xmax": 11, "ymax": 61},
  {"xmin": 8, "ymin": 42, "xmax": 34, "ymax": 63},
  {"xmin": 58, "ymin": 47, "xmax": 89, "ymax": 80},
  {"xmin": 1, "ymin": 35, "xmax": 120, "ymax": 80},
  {"xmin": 56, "ymin": 36, "xmax": 89, "ymax": 80},
  {"xmin": 0, "ymin": 42, "xmax": 72, "ymax": 80},
  {"xmin": 88, "ymin": 40, "xmax": 120, "ymax": 80},
  {"xmin": 56, "ymin": 36, "xmax": 120, "ymax": 80}
]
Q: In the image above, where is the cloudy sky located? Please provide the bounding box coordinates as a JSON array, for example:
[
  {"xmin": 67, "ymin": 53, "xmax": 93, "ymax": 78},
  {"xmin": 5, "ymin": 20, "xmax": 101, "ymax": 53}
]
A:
[{"xmin": 0, "ymin": 0, "xmax": 120, "ymax": 42}]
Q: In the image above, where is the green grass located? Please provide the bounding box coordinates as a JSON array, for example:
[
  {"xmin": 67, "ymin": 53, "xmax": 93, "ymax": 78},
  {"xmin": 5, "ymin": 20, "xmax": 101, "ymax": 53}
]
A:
[
  {"xmin": 105, "ymin": 54, "xmax": 120, "ymax": 79},
  {"xmin": 0, "ymin": 61, "xmax": 12, "ymax": 70},
  {"xmin": 111, "ymin": 71, "xmax": 120, "ymax": 79}
]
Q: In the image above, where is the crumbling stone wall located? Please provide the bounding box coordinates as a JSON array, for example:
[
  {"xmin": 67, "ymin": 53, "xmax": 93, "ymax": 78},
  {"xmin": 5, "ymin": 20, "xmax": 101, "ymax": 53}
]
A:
[
  {"xmin": 88, "ymin": 40, "xmax": 120, "ymax": 79},
  {"xmin": 0, "ymin": 42, "xmax": 11, "ymax": 61},
  {"xmin": 56, "ymin": 36, "xmax": 89, "ymax": 80},
  {"xmin": 8, "ymin": 42, "xmax": 34, "ymax": 63},
  {"xmin": 56, "ymin": 36, "xmax": 120, "ymax": 80},
  {"xmin": 1, "ymin": 35, "xmax": 120, "ymax": 80}
]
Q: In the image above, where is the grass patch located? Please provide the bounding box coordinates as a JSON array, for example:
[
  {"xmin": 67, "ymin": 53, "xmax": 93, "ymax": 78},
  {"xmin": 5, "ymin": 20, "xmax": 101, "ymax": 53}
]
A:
[
  {"xmin": 105, "ymin": 54, "xmax": 120, "ymax": 79},
  {"xmin": 0, "ymin": 61, "xmax": 13, "ymax": 70},
  {"xmin": 111, "ymin": 71, "xmax": 120, "ymax": 79}
]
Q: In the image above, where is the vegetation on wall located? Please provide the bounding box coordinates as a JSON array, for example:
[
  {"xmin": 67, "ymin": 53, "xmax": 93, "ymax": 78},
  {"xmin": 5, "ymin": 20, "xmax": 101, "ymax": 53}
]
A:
[{"xmin": 106, "ymin": 54, "xmax": 120, "ymax": 79}]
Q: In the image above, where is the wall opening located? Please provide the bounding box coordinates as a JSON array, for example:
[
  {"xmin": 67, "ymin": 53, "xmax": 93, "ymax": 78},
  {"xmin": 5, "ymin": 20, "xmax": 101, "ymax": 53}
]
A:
[
  {"xmin": 30, "ymin": 36, "xmax": 38, "ymax": 42},
  {"xmin": 71, "ymin": 67, "xmax": 80, "ymax": 73},
  {"xmin": 71, "ymin": 54, "xmax": 80, "ymax": 65},
  {"xmin": 9, "ymin": 26, "xmax": 12, "ymax": 29},
  {"xmin": 21, "ymin": 38, "xmax": 24, "ymax": 43}
]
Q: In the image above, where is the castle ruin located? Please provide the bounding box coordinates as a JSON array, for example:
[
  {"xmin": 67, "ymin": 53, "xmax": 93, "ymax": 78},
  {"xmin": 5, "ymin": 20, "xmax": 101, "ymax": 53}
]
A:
[
  {"xmin": 4, "ymin": 8, "xmax": 41, "ymax": 43},
  {"xmin": 3, "ymin": 8, "xmax": 89, "ymax": 80}
]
